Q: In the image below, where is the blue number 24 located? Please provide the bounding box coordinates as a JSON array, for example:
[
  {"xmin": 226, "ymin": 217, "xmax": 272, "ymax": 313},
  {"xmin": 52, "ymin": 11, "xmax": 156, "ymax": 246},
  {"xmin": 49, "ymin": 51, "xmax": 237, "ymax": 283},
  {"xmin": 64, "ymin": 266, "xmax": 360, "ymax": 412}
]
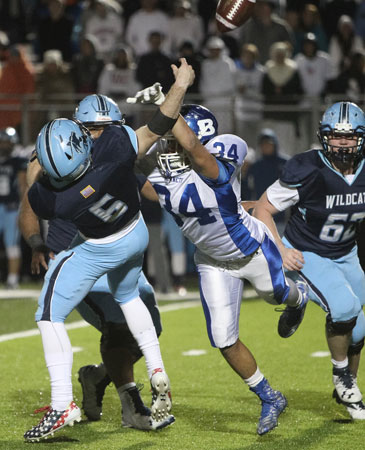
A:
[{"xmin": 154, "ymin": 183, "xmax": 217, "ymax": 226}]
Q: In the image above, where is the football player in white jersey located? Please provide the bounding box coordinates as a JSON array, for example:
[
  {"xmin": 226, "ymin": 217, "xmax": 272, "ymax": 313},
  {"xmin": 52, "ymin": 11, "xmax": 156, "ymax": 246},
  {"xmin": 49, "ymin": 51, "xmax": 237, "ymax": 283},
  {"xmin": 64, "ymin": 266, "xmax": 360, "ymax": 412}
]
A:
[{"xmin": 129, "ymin": 86, "xmax": 309, "ymax": 435}]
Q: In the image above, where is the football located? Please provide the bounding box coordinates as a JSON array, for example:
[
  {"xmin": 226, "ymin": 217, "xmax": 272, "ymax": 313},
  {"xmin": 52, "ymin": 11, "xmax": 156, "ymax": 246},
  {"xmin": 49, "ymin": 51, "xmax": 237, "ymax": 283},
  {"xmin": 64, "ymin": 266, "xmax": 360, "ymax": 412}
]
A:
[{"xmin": 215, "ymin": 0, "xmax": 256, "ymax": 33}]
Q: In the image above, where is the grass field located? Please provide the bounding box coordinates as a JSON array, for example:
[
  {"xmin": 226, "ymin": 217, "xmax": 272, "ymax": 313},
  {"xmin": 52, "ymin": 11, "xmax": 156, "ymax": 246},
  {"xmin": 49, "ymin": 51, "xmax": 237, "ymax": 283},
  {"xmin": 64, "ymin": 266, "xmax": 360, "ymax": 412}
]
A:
[{"xmin": 0, "ymin": 285, "xmax": 364, "ymax": 450}]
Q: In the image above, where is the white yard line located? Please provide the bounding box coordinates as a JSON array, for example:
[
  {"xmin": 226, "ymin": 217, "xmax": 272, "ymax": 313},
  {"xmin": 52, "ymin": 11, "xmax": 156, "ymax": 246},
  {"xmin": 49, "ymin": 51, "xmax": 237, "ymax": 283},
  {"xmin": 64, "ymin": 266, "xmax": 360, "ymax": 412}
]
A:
[{"xmin": 0, "ymin": 289, "xmax": 257, "ymax": 343}]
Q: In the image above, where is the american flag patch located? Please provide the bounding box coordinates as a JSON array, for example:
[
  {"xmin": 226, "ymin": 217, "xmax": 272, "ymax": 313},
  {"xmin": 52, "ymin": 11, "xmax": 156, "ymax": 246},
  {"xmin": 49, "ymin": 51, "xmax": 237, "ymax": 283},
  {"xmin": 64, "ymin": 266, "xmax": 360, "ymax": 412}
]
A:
[{"xmin": 80, "ymin": 185, "xmax": 95, "ymax": 198}]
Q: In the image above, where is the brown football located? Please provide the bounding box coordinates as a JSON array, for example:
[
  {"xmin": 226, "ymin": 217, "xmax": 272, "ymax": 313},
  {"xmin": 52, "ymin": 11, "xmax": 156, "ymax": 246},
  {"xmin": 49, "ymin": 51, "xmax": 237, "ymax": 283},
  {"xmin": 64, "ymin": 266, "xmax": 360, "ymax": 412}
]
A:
[{"xmin": 216, "ymin": 0, "xmax": 256, "ymax": 33}]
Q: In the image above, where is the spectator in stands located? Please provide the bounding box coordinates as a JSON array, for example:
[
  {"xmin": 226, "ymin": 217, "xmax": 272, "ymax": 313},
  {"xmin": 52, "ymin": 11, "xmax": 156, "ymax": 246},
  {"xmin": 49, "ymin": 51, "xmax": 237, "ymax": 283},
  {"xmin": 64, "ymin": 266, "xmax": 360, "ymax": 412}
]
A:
[
  {"xmin": 200, "ymin": 36, "xmax": 236, "ymax": 134},
  {"xmin": 239, "ymin": 0, "xmax": 294, "ymax": 64},
  {"xmin": 234, "ymin": 43, "xmax": 265, "ymax": 147},
  {"xmin": 168, "ymin": 0, "xmax": 204, "ymax": 57},
  {"xmin": 173, "ymin": 41, "xmax": 202, "ymax": 95},
  {"xmin": 0, "ymin": 45, "xmax": 35, "ymax": 132},
  {"xmin": 71, "ymin": 35, "xmax": 104, "ymax": 94},
  {"xmin": 329, "ymin": 51, "xmax": 365, "ymax": 105},
  {"xmin": 36, "ymin": 0, "xmax": 75, "ymax": 62},
  {"xmin": 82, "ymin": 0, "xmax": 124, "ymax": 61},
  {"xmin": 261, "ymin": 41, "xmax": 303, "ymax": 155},
  {"xmin": 295, "ymin": 32, "xmax": 335, "ymax": 150},
  {"xmin": 98, "ymin": 44, "xmax": 140, "ymax": 100},
  {"xmin": 136, "ymin": 31, "xmax": 174, "ymax": 91},
  {"xmin": 98, "ymin": 44, "xmax": 141, "ymax": 126},
  {"xmin": 355, "ymin": 0, "xmax": 365, "ymax": 41},
  {"xmin": 197, "ymin": 0, "xmax": 217, "ymax": 33},
  {"xmin": 0, "ymin": 1, "xmax": 27, "ymax": 43},
  {"xmin": 125, "ymin": 0, "xmax": 170, "ymax": 58},
  {"xmin": 35, "ymin": 49, "xmax": 75, "ymax": 127},
  {"xmin": 0, "ymin": 127, "xmax": 27, "ymax": 288},
  {"xmin": 0, "ymin": 31, "xmax": 9, "ymax": 64},
  {"xmin": 295, "ymin": 33, "xmax": 334, "ymax": 102},
  {"xmin": 244, "ymin": 128, "xmax": 288, "ymax": 236},
  {"xmin": 321, "ymin": 0, "xmax": 357, "ymax": 39},
  {"xmin": 328, "ymin": 15, "xmax": 364, "ymax": 79},
  {"xmin": 294, "ymin": 3, "xmax": 328, "ymax": 55}
]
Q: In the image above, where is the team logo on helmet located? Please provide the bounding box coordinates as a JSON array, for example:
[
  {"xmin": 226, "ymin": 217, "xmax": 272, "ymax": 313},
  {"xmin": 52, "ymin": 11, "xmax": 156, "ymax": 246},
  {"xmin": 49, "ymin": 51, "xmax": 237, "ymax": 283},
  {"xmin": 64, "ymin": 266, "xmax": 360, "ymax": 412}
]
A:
[
  {"xmin": 65, "ymin": 131, "xmax": 84, "ymax": 159},
  {"xmin": 197, "ymin": 119, "xmax": 216, "ymax": 141}
]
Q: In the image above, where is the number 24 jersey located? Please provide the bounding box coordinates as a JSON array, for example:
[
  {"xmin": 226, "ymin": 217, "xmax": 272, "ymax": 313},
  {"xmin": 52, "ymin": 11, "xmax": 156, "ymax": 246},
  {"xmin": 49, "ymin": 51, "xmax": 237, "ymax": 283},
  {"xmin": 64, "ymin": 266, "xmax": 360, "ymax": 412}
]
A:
[{"xmin": 148, "ymin": 134, "xmax": 267, "ymax": 261}]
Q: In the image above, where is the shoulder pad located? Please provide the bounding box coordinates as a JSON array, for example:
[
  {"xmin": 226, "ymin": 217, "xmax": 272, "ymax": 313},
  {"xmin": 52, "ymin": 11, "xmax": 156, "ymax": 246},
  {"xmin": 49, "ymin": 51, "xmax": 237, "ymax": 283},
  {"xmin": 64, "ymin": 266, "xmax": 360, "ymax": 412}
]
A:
[
  {"xmin": 205, "ymin": 134, "xmax": 247, "ymax": 167},
  {"xmin": 280, "ymin": 150, "xmax": 320, "ymax": 187}
]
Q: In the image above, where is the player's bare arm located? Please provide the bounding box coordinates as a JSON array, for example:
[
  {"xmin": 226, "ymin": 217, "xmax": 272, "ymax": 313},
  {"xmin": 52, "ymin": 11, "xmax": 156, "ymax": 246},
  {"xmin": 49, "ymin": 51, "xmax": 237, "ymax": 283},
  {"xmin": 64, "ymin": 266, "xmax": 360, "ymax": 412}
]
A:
[
  {"xmin": 171, "ymin": 115, "xmax": 219, "ymax": 179},
  {"xmin": 140, "ymin": 179, "xmax": 159, "ymax": 202},
  {"xmin": 241, "ymin": 200, "xmax": 256, "ymax": 212},
  {"xmin": 135, "ymin": 58, "xmax": 195, "ymax": 158},
  {"xmin": 18, "ymin": 159, "xmax": 52, "ymax": 274},
  {"xmin": 254, "ymin": 192, "xmax": 304, "ymax": 271}
]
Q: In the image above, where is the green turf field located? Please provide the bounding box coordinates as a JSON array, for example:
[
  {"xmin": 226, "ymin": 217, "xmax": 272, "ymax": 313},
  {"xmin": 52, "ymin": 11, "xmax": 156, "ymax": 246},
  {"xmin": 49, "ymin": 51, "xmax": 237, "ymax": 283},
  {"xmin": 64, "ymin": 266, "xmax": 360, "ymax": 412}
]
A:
[{"xmin": 0, "ymin": 289, "xmax": 364, "ymax": 449}]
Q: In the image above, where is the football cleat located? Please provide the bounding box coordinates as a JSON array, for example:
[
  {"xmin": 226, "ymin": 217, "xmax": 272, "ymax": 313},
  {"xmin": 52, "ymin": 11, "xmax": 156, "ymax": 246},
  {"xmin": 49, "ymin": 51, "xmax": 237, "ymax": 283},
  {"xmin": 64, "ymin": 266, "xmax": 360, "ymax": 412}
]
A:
[
  {"xmin": 278, "ymin": 280, "xmax": 309, "ymax": 338},
  {"xmin": 333, "ymin": 367, "xmax": 362, "ymax": 403},
  {"xmin": 122, "ymin": 385, "xmax": 175, "ymax": 430},
  {"xmin": 250, "ymin": 378, "xmax": 287, "ymax": 436},
  {"xmin": 150, "ymin": 369, "xmax": 172, "ymax": 421},
  {"xmin": 78, "ymin": 363, "xmax": 110, "ymax": 421},
  {"xmin": 333, "ymin": 389, "xmax": 365, "ymax": 419},
  {"xmin": 24, "ymin": 401, "xmax": 81, "ymax": 442}
]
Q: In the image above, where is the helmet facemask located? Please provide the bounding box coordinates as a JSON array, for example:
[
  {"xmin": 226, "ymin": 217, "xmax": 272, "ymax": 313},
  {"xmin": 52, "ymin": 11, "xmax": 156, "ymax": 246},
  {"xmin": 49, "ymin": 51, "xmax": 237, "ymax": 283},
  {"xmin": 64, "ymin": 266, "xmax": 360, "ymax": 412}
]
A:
[
  {"xmin": 156, "ymin": 134, "xmax": 191, "ymax": 179},
  {"xmin": 318, "ymin": 124, "xmax": 365, "ymax": 166},
  {"xmin": 317, "ymin": 102, "xmax": 365, "ymax": 168}
]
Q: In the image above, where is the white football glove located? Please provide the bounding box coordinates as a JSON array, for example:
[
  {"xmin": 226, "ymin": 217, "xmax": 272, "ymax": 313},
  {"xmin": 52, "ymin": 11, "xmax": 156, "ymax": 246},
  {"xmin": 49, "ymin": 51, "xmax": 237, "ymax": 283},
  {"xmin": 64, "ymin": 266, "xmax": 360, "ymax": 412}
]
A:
[{"xmin": 126, "ymin": 82, "xmax": 166, "ymax": 106}]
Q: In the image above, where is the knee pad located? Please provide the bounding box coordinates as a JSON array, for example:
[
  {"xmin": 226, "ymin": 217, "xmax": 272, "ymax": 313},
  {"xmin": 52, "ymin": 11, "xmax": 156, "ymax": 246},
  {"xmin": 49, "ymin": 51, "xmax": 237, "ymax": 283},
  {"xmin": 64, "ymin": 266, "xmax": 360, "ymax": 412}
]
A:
[
  {"xmin": 100, "ymin": 322, "xmax": 142, "ymax": 362},
  {"xmin": 326, "ymin": 315, "xmax": 357, "ymax": 335},
  {"xmin": 348, "ymin": 338, "xmax": 365, "ymax": 356}
]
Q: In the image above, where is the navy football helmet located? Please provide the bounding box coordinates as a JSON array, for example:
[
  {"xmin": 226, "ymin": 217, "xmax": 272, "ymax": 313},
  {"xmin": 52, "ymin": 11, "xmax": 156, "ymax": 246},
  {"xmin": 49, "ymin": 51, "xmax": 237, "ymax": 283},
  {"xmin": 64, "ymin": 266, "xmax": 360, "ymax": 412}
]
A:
[
  {"xmin": 157, "ymin": 104, "xmax": 218, "ymax": 178},
  {"xmin": 74, "ymin": 94, "xmax": 124, "ymax": 127},
  {"xmin": 318, "ymin": 102, "xmax": 365, "ymax": 165},
  {"xmin": 36, "ymin": 119, "xmax": 93, "ymax": 188}
]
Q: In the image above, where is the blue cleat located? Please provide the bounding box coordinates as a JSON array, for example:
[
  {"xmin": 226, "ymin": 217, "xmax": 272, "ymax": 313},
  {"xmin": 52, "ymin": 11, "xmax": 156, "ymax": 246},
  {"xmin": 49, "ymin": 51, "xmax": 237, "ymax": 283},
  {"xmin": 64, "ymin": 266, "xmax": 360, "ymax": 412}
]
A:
[{"xmin": 250, "ymin": 378, "xmax": 287, "ymax": 435}]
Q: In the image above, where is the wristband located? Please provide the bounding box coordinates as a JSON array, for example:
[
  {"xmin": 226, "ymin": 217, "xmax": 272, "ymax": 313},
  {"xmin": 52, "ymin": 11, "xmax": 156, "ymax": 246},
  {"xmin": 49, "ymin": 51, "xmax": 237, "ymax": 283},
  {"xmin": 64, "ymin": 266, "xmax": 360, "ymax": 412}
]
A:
[
  {"xmin": 28, "ymin": 234, "xmax": 45, "ymax": 250},
  {"xmin": 147, "ymin": 109, "xmax": 178, "ymax": 136}
]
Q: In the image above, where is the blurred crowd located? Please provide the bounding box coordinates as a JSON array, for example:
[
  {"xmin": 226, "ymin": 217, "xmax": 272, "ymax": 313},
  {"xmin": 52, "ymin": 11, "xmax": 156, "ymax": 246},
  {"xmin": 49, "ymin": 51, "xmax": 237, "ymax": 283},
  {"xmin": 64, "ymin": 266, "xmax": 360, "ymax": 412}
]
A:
[{"xmin": 1, "ymin": 0, "xmax": 365, "ymax": 290}]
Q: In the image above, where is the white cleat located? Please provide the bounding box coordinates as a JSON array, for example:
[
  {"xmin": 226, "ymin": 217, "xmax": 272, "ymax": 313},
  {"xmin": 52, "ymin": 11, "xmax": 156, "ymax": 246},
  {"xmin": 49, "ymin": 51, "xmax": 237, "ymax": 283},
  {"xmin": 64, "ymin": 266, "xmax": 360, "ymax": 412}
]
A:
[
  {"xmin": 150, "ymin": 369, "xmax": 172, "ymax": 421},
  {"xmin": 333, "ymin": 389, "xmax": 365, "ymax": 419},
  {"xmin": 333, "ymin": 367, "xmax": 362, "ymax": 403}
]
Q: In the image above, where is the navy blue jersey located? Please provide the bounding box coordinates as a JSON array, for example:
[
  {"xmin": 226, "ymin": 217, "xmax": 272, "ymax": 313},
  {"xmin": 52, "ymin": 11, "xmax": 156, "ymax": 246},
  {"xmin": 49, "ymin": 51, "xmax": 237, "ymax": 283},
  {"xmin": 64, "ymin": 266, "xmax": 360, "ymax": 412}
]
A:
[
  {"xmin": 46, "ymin": 173, "xmax": 148, "ymax": 252},
  {"xmin": 29, "ymin": 125, "xmax": 141, "ymax": 239},
  {"xmin": 0, "ymin": 156, "xmax": 27, "ymax": 208},
  {"xmin": 47, "ymin": 218, "xmax": 77, "ymax": 253},
  {"xmin": 281, "ymin": 149, "xmax": 365, "ymax": 259}
]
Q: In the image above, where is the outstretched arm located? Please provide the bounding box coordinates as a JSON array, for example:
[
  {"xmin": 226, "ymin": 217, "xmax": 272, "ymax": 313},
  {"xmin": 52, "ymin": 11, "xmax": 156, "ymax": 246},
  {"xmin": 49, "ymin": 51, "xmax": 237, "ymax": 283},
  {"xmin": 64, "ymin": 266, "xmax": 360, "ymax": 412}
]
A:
[
  {"xmin": 170, "ymin": 114, "xmax": 219, "ymax": 179},
  {"xmin": 253, "ymin": 192, "xmax": 304, "ymax": 271},
  {"xmin": 135, "ymin": 58, "xmax": 195, "ymax": 158}
]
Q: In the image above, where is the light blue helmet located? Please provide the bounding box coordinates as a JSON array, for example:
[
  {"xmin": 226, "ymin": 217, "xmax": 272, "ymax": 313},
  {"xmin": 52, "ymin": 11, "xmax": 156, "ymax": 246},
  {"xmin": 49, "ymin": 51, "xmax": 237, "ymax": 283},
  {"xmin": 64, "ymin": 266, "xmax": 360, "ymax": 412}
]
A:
[
  {"xmin": 74, "ymin": 94, "xmax": 124, "ymax": 127},
  {"xmin": 36, "ymin": 119, "xmax": 93, "ymax": 188},
  {"xmin": 318, "ymin": 101, "xmax": 365, "ymax": 164}
]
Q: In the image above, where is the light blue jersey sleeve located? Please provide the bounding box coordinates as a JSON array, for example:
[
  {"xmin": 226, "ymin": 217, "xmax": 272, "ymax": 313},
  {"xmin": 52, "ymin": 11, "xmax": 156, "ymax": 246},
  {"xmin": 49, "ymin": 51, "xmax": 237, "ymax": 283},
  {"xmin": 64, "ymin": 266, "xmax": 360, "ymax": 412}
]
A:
[{"xmin": 123, "ymin": 125, "xmax": 138, "ymax": 154}]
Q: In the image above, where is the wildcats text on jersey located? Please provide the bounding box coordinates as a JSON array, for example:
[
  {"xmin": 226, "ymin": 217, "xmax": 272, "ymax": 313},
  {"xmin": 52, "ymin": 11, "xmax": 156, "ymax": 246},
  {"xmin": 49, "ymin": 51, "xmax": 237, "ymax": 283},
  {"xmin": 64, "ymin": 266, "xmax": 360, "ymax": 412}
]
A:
[{"xmin": 326, "ymin": 192, "xmax": 365, "ymax": 208}]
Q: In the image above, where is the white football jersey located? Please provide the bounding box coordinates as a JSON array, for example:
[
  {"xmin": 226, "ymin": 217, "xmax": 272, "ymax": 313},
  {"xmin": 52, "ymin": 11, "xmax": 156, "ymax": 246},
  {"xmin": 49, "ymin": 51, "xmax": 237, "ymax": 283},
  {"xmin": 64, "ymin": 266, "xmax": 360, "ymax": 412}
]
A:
[{"xmin": 148, "ymin": 134, "xmax": 266, "ymax": 261}]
